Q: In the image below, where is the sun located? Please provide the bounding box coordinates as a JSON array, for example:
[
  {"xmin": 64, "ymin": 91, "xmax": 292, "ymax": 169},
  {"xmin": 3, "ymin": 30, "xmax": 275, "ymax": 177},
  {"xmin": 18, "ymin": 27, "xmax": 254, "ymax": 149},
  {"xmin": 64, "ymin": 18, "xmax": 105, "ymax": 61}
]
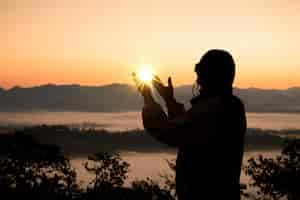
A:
[{"xmin": 137, "ymin": 65, "xmax": 154, "ymax": 84}]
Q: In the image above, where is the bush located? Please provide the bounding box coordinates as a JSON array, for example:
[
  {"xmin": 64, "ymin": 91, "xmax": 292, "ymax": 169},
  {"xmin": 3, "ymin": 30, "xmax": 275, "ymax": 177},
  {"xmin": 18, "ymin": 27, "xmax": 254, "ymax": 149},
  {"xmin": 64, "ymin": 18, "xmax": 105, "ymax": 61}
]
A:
[
  {"xmin": 0, "ymin": 132, "xmax": 79, "ymax": 199},
  {"xmin": 131, "ymin": 177, "xmax": 175, "ymax": 200},
  {"xmin": 84, "ymin": 152, "xmax": 129, "ymax": 193},
  {"xmin": 245, "ymin": 139, "xmax": 300, "ymax": 200}
]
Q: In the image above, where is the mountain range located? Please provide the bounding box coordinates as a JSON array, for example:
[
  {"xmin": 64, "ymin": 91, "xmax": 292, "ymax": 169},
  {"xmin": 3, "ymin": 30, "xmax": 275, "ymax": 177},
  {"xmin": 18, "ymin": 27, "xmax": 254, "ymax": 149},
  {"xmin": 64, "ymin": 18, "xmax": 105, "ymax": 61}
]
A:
[{"xmin": 0, "ymin": 84, "xmax": 300, "ymax": 113}]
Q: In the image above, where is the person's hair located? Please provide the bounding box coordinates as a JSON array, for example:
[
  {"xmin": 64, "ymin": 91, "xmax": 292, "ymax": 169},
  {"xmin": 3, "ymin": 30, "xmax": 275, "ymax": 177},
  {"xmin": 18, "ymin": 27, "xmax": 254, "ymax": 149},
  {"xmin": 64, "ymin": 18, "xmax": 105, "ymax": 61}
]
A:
[{"xmin": 195, "ymin": 49, "xmax": 235, "ymax": 94}]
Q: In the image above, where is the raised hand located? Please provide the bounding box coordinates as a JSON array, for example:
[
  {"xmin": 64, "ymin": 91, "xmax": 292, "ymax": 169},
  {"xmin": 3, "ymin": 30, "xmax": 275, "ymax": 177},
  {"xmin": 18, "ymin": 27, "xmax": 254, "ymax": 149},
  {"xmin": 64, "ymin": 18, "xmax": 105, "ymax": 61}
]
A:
[
  {"xmin": 132, "ymin": 72, "xmax": 155, "ymax": 105},
  {"xmin": 152, "ymin": 75, "xmax": 174, "ymax": 103}
]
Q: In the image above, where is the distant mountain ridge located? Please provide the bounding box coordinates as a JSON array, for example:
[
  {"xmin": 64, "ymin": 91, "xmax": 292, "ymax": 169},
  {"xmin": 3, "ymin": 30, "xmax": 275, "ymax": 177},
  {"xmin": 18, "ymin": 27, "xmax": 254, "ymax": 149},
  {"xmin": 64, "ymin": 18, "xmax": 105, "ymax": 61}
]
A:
[{"xmin": 0, "ymin": 83, "xmax": 300, "ymax": 113}]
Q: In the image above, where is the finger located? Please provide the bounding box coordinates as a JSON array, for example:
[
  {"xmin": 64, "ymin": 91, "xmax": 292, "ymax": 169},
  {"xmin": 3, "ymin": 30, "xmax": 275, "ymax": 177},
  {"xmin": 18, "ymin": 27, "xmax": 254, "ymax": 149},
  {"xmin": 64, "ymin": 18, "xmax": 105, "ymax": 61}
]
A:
[
  {"xmin": 132, "ymin": 76, "xmax": 144, "ymax": 92},
  {"xmin": 132, "ymin": 72, "xmax": 137, "ymax": 82},
  {"xmin": 153, "ymin": 75, "xmax": 162, "ymax": 83},
  {"xmin": 135, "ymin": 82, "xmax": 142, "ymax": 92},
  {"xmin": 152, "ymin": 80, "xmax": 164, "ymax": 91},
  {"xmin": 133, "ymin": 78, "xmax": 141, "ymax": 90},
  {"xmin": 152, "ymin": 75, "xmax": 165, "ymax": 87},
  {"xmin": 153, "ymin": 74, "xmax": 161, "ymax": 82},
  {"xmin": 132, "ymin": 73, "xmax": 142, "ymax": 87},
  {"xmin": 168, "ymin": 77, "xmax": 173, "ymax": 88}
]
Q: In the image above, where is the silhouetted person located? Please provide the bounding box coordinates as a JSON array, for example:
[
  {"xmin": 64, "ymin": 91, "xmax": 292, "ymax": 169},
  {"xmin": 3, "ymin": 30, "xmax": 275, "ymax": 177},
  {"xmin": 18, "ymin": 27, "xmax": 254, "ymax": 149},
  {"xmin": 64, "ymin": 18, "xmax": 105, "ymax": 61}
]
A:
[{"xmin": 134, "ymin": 49, "xmax": 247, "ymax": 200}]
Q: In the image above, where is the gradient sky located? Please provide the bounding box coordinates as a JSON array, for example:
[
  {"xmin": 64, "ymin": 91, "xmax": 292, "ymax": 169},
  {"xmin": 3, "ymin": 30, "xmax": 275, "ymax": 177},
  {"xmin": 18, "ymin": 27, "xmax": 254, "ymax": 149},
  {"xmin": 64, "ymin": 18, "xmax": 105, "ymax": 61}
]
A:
[{"xmin": 1, "ymin": 0, "xmax": 300, "ymax": 89}]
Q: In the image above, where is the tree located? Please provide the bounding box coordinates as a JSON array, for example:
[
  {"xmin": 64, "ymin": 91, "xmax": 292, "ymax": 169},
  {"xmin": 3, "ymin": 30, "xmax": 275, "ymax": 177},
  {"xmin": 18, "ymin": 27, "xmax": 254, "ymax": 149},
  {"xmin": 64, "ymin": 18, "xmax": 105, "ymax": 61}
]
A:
[
  {"xmin": 0, "ymin": 131, "xmax": 79, "ymax": 199},
  {"xmin": 84, "ymin": 152, "xmax": 129, "ymax": 193},
  {"xmin": 159, "ymin": 159, "xmax": 177, "ymax": 198},
  {"xmin": 131, "ymin": 177, "xmax": 175, "ymax": 200},
  {"xmin": 245, "ymin": 139, "xmax": 300, "ymax": 200}
]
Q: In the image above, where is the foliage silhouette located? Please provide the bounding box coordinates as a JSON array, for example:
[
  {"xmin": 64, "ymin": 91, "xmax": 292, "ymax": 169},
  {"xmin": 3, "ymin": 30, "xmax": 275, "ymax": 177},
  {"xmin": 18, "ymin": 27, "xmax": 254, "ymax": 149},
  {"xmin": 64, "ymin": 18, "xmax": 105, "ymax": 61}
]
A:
[
  {"xmin": 245, "ymin": 139, "xmax": 300, "ymax": 200},
  {"xmin": 0, "ymin": 131, "xmax": 79, "ymax": 199},
  {"xmin": 131, "ymin": 177, "xmax": 175, "ymax": 200},
  {"xmin": 84, "ymin": 152, "xmax": 129, "ymax": 192},
  {"xmin": 159, "ymin": 159, "xmax": 176, "ymax": 198},
  {"xmin": 2, "ymin": 126, "xmax": 299, "ymax": 200},
  {"xmin": 0, "ymin": 130, "xmax": 178, "ymax": 199}
]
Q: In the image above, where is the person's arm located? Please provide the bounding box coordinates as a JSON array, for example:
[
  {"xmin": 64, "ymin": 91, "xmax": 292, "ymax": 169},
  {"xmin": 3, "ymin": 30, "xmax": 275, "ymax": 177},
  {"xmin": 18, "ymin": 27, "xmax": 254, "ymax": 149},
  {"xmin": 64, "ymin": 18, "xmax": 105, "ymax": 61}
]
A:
[
  {"xmin": 142, "ymin": 101, "xmax": 188, "ymax": 147},
  {"xmin": 131, "ymin": 73, "xmax": 181, "ymax": 146},
  {"xmin": 134, "ymin": 74, "xmax": 220, "ymax": 148},
  {"xmin": 142, "ymin": 97, "xmax": 221, "ymax": 148}
]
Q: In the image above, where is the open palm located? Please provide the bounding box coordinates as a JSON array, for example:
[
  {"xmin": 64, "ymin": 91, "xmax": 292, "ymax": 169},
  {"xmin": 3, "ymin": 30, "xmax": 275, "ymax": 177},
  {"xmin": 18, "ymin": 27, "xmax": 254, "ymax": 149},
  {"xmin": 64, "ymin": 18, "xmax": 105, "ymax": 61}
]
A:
[{"xmin": 152, "ymin": 75, "xmax": 174, "ymax": 102}]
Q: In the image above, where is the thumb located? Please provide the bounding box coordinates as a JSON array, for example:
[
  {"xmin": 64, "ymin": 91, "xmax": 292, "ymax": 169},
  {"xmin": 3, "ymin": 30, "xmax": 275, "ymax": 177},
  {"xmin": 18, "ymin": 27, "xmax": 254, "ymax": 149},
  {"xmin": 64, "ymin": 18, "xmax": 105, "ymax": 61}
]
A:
[{"xmin": 168, "ymin": 77, "xmax": 173, "ymax": 88}]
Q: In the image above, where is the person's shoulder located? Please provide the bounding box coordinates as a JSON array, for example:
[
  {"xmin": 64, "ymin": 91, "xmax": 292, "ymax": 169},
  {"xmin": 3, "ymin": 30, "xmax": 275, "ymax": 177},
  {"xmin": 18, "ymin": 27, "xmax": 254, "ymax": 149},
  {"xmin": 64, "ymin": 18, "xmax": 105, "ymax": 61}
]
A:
[
  {"xmin": 230, "ymin": 95, "xmax": 246, "ymax": 112},
  {"xmin": 188, "ymin": 95, "xmax": 245, "ymax": 116}
]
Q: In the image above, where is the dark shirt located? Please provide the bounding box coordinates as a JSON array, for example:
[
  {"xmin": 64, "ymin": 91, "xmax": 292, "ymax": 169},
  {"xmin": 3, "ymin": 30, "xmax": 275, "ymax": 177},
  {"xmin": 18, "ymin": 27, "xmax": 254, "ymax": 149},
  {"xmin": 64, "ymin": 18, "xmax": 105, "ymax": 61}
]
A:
[{"xmin": 142, "ymin": 93, "xmax": 247, "ymax": 200}]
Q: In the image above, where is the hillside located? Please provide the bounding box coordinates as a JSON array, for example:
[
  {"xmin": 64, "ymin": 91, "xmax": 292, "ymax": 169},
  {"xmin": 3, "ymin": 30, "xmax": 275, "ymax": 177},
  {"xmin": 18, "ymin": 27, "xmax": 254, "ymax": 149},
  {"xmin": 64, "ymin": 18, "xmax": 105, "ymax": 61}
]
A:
[{"xmin": 0, "ymin": 84, "xmax": 300, "ymax": 113}]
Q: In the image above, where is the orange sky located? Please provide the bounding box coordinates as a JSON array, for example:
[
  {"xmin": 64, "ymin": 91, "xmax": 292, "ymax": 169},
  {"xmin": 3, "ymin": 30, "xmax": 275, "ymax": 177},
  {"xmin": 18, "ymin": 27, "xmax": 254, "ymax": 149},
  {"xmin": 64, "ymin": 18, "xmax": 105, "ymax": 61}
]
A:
[{"xmin": 1, "ymin": 0, "xmax": 300, "ymax": 89}]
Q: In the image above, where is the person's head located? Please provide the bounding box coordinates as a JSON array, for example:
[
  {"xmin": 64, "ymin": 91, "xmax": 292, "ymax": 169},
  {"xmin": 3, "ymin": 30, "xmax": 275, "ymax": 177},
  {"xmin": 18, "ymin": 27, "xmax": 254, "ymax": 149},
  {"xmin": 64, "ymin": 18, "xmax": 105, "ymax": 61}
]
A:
[{"xmin": 195, "ymin": 49, "xmax": 235, "ymax": 95}]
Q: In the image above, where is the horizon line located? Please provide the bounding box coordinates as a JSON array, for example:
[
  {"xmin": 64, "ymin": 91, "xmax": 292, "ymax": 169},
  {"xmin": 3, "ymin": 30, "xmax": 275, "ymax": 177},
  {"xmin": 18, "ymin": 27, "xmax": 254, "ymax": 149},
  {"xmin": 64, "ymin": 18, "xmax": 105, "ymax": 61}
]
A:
[{"xmin": 1, "ymin": 82, "xmax": 300, "ymax": 91}]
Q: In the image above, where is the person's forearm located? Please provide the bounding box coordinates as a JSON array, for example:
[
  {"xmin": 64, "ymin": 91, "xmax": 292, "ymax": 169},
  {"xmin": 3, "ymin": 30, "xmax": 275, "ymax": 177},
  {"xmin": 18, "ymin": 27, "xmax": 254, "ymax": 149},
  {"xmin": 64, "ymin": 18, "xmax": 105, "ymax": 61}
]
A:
[
  {"xmin": 142, "ymin": 103, "xmax": 180, "ymax": 147},
  {"xmin": 142, "ymin": 101, "xmax": 167, "ymax": 130}
]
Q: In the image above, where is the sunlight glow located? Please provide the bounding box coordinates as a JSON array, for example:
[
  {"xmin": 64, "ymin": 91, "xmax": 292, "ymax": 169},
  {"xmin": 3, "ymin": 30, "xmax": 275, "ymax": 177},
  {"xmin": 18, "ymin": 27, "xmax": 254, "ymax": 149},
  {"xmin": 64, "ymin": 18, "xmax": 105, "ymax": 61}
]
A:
[{"xmin": 137, "ymin": 65, "xmax": 154, "ymax": 84}]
